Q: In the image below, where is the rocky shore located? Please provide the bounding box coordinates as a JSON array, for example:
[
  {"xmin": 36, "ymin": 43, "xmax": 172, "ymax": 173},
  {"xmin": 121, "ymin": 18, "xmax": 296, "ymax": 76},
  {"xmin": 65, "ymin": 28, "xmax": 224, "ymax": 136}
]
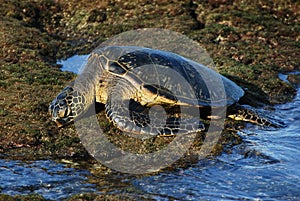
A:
[{"xmin": 0, "ymin": 0, "xmax": 299, "ymax": 199}]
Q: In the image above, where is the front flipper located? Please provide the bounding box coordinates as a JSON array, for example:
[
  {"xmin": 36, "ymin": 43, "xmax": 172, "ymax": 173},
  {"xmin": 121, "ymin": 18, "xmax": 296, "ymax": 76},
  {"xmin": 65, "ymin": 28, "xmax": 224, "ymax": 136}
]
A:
[
  {"xmin": 105, "ymin": 98, "xmax": 205, "ymax": 138},
  {"xmin": 228, "ymin": 104, "xmax": 285, "ymax": 128},
  {"xmin": 105, "ymin": 81, "xmax": 204, "ymax": 138}
]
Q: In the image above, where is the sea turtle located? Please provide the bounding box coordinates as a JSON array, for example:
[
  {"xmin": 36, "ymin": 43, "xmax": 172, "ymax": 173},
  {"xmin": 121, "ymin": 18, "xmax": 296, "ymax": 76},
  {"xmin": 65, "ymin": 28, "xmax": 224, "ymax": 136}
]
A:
[{"xmin": 49, "ymin": 46, "xmax": 281, "ymax": 135}]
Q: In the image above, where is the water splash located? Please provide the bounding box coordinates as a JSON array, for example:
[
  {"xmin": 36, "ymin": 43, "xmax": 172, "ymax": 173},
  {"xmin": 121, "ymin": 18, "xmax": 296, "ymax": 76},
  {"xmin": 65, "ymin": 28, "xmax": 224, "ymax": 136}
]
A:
[{"xmin": 57, "ymin": 54, "xmax": 89, "ymax": 74}]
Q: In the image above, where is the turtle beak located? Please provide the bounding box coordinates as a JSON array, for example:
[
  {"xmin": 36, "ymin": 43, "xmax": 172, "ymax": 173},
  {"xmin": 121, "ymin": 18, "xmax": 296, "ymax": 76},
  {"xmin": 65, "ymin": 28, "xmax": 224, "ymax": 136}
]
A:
[
  {"xmin": 54, "ymin": 120, "xmax": 64, "ymax": 128},
  {"xmin": 49, "ymin": 102, "xmax": 65, "ymax": 127}
]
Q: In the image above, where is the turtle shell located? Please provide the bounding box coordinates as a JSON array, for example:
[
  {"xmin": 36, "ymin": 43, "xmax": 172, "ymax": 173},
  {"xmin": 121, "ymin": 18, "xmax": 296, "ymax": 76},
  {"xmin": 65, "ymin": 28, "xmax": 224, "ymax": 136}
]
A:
[{"xmin": 93, "ymin": 46, "xmax": 244, "ymax": 108}]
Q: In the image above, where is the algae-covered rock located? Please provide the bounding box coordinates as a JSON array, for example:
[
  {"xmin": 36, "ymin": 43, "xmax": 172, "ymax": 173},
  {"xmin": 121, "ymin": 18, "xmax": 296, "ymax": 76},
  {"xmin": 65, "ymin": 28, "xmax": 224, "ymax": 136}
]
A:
[
  {"xmin": 0, "ymin": 0, "xmax": 299, "ymax": 200},
  {"xmin": 0, "ymin": 0, "xmax": 299, "ymax": 160}
]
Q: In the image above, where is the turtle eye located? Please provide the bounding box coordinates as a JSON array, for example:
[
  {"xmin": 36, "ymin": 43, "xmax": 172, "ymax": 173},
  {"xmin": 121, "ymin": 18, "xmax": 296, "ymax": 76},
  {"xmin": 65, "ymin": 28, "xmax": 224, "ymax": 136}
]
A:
[{"xmin": 59, "ymin": 100, "xmax": 67, "ymax": 107}]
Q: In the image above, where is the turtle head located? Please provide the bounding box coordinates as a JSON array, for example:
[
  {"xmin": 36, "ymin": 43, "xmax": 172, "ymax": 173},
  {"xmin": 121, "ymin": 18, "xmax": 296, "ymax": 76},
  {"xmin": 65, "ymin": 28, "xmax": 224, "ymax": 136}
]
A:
[{"xmin": 49, "ymin": 86, "xmax": 86, "ymax": 127}]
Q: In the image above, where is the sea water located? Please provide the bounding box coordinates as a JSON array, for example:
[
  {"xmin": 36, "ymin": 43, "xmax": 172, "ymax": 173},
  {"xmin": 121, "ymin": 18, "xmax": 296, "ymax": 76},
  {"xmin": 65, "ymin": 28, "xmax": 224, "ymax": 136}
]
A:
[{"xmin": 0, "ymin": 159, "xmax": 96, "ymax": 200}]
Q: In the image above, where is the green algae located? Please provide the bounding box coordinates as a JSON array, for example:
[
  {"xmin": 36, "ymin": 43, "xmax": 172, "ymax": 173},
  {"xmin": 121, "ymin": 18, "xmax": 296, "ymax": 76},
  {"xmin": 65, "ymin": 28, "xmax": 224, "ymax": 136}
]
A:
[
  {"xmin": 0, "ymin": 0, "xmax": 299, "ymax": 156},
  {"xmin": 65, "ymin": 193, "xmax": 153, "ymax": 201},
  {"xmin": 0, "ymin": 0, "xmax": 299, "ymax": 199},
  {"xmin": 0, "ymin": 0, "xmax": 299, "ymax": 189}
]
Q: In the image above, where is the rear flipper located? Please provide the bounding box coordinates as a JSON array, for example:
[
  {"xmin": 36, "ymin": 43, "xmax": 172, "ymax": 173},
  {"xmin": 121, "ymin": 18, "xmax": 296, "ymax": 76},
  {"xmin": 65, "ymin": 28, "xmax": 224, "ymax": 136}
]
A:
[{"xmin": 227, "ymin": 104, "xmax": 285, "ymax": 128}]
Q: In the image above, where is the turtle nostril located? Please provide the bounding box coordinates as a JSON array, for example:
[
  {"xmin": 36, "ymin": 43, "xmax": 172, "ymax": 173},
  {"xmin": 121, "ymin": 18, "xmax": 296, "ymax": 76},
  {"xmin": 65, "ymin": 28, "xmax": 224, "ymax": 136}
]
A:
[
  {"xmin": 48, "ymin": 105, "xmax": 52, "ymax": 113},
  {"xmin": 51, "ymin": 106, "xmax": 60, "ymax": 118},
  {"xmin": 49, "ymin": 102, "xmax": 54, "ymax": 110}
]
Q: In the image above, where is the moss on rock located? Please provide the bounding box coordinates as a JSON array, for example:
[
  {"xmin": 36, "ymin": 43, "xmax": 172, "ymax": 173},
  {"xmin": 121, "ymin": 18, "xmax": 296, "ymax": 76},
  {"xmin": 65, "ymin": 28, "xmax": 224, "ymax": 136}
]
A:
[
  {"xmin": 0, "ymin": 0, "xmax": 299, "ymax": 199},
  {"xmin": 0, "ymin": 0, "xmax": 299, "ymax": 166}
]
